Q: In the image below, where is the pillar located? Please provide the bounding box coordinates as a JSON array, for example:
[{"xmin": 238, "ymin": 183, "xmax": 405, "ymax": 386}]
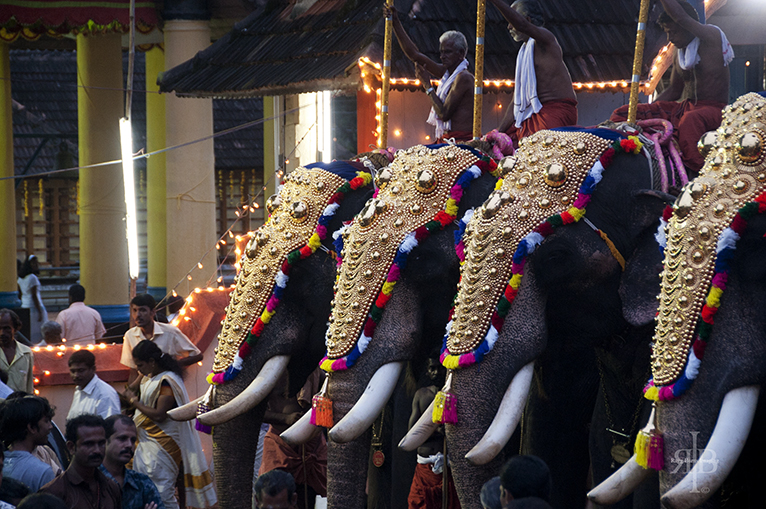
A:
[
  {"xmin": 145, "ymin": 46, "xmax": 167, "ymax": 301},
  {"xmin": 357, "ymin": 89, "xmax": 377, "ymax": 154},
  {"xmin": 0, "ymin": 43, "xmax": 20, "ymax": 308},
  {"xmin": 164, "ymin": 20, "xmax": 216, "ymax": 295},
  {"xmin": 77, "ymin": 33, "xmax": 129, "ymax": 322},
  {"xmin": 263, "ymin": 96, "xmax": 281, "ymax": 199}
]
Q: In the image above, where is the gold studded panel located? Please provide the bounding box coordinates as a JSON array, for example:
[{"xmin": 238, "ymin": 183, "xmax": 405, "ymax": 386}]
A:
[
  {"xmin": 212, "ymin": 167, "xmax": 347, "ymax": 373},
  {"xmin": 446, "ymin": 131, "xmax": 611, "ymax": 355},
  {"xmin": 325, "ymin": 145, "xmax": 479, "ymax": 359},
  {"xmin": 652, "ymin": 92, "xmax": 766, "ymax": 385}
]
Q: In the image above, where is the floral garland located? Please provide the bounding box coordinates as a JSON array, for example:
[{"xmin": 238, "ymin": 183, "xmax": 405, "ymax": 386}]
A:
[
  {"xmin": 440, "ymin": 135, "xmax": 643, "ymax": 370},
  {"xmin": 318, "ymin": 153, "xmax": 501, "ymax": 373},
  {"xmin": 644, "ymin": 191, "xmax": 766, "ymax": 402},
  {"xmin": 206, "ymin": 171, "xmax": 372, "ymax": 386}
]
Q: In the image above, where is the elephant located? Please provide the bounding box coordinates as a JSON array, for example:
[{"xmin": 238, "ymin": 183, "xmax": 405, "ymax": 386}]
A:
[{"xmin": 591, "ymin": 92, "xmax": 766, "ymax": 508}]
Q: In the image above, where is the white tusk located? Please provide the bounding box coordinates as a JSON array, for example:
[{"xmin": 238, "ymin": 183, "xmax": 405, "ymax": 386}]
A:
[
  {"xmin": 465, "ymin": 362, "xmax": 534, "ymax": 465},
  {"xmin": 280, "ymin": 408, "xmax": 321, "ymax": 446},
  {"xmin": 328, "ymin": 361, "xmax": 404, "ymax": 444},
  {"xmin": 197, "ymin": 355, "xmax": 291, "ymax": 426},
  {"xmin": 168, "ymin": 396, "xmax": 203, "ymax": 421},
  {"xmin": 587, "ymin": 456, "xmax": 652, "ymax": 504},
  {"xmin": 661, "ymin": 385, "xmax": 760, "ymax": 509},
  {"xmin": 399, "ymin": 400, "xmax": 438, "ymax": 451}
]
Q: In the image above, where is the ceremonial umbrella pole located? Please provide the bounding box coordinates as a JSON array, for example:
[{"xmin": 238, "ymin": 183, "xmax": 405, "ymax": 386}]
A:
[
  {"xmin": 627, "ymin": 0, "xmax": 652, "ymax": 124},
  {"xmin": 379, "ymin": 0, "xmax": 394, "ymax": 149},
  {"xmin": 473, "ymin": 0, "xmax": 487, "ymax": 139}
]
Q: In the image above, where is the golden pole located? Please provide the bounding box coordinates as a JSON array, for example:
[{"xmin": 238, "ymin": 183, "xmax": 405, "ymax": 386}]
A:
[
  {"xmin": 473, "ymin": 0, "xmax": 486, "ymax": 139},
  {"xmin": 379, "ymin": 0, "xmax": 394, "ymax": 148},
  {"xmin": 627, "ymin": 0, "xmax": 652, "ymax": 124}
]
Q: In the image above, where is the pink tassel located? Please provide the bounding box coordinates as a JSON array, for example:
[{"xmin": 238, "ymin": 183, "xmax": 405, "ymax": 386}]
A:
[
  {"xmin": 195, "ymin": 387, "xmax": 214, "ymax": 434},
  {"xmin": 441, "ymin": 392, "xmax": 458, "ymax": 424},
  {"xmin": 195, "ymin": 418, "xmax": 212, "ymax": 435},
  {"xmin": 647, "ymin": 434, "xmax": 665, "ymax": 470}
]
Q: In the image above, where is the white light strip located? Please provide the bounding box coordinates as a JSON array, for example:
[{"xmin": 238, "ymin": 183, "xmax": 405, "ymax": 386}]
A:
[
  {"xmin": 321, "ymin": 90, "xmax": 332, "ymax": 163},
  {"xmin": 120, "ymin": 117, "xmax": 140, "ymax": 279}
]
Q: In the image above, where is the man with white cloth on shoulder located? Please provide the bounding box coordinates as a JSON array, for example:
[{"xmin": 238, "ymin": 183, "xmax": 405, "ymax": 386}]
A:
[
  {"xmin": 489, "ymin": 0, "xmax": 577, "ymax": 147},
  {"xmin": 386, "ymin": 5, "xmax": 474, "ymax": 142}
]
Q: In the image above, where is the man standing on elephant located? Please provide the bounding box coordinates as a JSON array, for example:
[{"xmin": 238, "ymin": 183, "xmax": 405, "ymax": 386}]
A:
[
  {"xmin": 610, "ymin": 0, "xmax": 733, "ymax": 176},
  {"xmin": 386, "ymin": 5, "xmax": 474, "ymax": 142},
  {"xmin": 489, "ymin": 0, "xmax": 578, "ymax": 146}
]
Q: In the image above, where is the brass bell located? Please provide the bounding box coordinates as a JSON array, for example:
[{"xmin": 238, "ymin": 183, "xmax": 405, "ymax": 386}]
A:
[
  {"xmin": 266, "ymin": 194, "xmax": 281, "ymax": 214},
  {"xmin": 735, "ymin": 132, "xmax": 763, "ymax": 164},
  {"xmin": 375, "ymin": 167, "xmax": 393, "ymax": 188},
  {"xmin": 697, "ymin": 131, "xmax": 718, "ymax": 159},
  {"xmin": 415, "ymin": 169, "xmax": 437, "ymax": 193},
  {"xmin": 544, "ymin": 162, "xmax": 567, "ymax": 187},
  {"xmin": 290, "ymin": 200, "xmax": 309, "ymax": 221}
]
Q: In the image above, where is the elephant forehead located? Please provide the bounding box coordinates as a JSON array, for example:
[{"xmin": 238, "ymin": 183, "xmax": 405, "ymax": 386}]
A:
[
  {"xmin": 446, "ymin": 130, "xmax": 611, "ymax": 356},
  {"xmin": 653, "ymin": 92, "xmax": 766, "ymax": 386},
  {"xmin": 325, "ymin": 145, "xmax": 479, "ymax": 359},
  {"xmin": 212, "ymin": 167, "xmax": 346, "ymax": 374}
]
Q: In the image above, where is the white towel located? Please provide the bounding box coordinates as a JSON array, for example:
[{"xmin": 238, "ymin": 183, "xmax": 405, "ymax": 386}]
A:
[
  {"xmin": 427, "ymin": 58, "xmax": 469, "ymax": 139},
  {"xmin": 678, "ymin": 25, "xmax": 734, "ymax": 71},
  {"xmin": 514, "ymin": 38, "xmax": 542, "ymax": 128}
]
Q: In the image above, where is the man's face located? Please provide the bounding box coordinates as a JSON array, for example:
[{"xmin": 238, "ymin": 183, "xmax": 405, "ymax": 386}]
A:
[
  {"xmin": 131, "ymin": 304, "xmax": 155, "ymax": 329},
  {"xmin": 509, "ymin": 2, "xmax": 530, "ymax": 42},
  {"xmin": 69, "ymin": 426, "xmax": 106, "ymax": 468},
  {"xmin": 662, "ymin": 21, "xmax": 694, "ymax": 48},
  {"xmin": 105, "ymin": 420, "xmax": 137, "ymax": 466},
  {"xmin": 30, "ymin": 415, "xmax": 54, "ymax": 446},
  {"xmin": 69, "ymin": 362, "xmax": 96, "ymax": 388},
  {"xmin": 0, "ymin": 314, "xmax": 17, "ymax": 347},
  {"xmin": 439, "ymin": 40, "xmax": 463, "ymax": 71},
  {"xmin": 255, "ymin": 489, "xmax": 297, "ymax": 509}
]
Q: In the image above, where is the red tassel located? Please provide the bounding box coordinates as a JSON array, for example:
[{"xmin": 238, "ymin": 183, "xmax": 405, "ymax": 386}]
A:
[
  {"xmin": 441, "ymin": 392, "xmax": 458, "ymax": 424},
  {"xmin": 647, "ymin": 434, "xmax": 665, "ymax": 470},
  {"xmin": 311, "ymin": 375, "xmax": 333, "ymax": 428}
]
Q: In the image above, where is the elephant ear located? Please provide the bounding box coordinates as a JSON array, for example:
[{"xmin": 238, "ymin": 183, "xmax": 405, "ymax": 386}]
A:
[{"xmin": 619, "ymin": 190, "xmax": 674, "ymax": 327}]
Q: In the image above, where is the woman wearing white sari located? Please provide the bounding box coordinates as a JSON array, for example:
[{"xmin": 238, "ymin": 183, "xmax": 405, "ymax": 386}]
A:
[{"xmin": 123, "ymin": 341, "xmax": 216, "ymax": 509}]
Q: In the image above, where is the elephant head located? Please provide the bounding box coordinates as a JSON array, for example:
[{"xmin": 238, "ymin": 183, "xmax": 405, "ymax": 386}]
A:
[{"xmin": 592, "ymin": 92, "xmax": 766, "ymax": 508}]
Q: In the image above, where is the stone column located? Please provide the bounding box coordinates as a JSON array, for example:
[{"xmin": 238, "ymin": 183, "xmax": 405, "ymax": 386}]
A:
[
  {"xmin": 0, "ymin": 43, "xmax": 19, "ymax": 308},
  {"xmin": 77, "ymin": 33, "xmax": 129, "ymax": 322},
  {"xmin": 164, "ymin": 20, "xmax": 216, "ymax": 295},
  {"xmin": 145, "ymin": 46, "xmax": 167, "ymax": 301}
]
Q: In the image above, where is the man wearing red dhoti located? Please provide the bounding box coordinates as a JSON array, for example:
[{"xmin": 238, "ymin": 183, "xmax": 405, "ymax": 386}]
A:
[
  {"xmin": 489, "ymin": 0, "xmax": 578, "ymax": 147},
  {"xmin": 610, "ymin": 0, "xmax": 733, "ymax": 176}
]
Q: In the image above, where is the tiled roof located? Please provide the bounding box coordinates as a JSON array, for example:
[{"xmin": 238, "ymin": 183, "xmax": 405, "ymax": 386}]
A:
[
  {"xmin": 159, "ymin": 0, "xmax": 667, "ymax": 97},
  {"xmin": 11, "ymin": 49, "xmax": 262, "ymax": 176}
]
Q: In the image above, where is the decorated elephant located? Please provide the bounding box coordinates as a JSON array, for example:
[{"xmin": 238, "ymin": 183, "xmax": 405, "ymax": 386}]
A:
[{"xmin": 591, "ymin": 92, "xmax": 766, "ymax": 508}]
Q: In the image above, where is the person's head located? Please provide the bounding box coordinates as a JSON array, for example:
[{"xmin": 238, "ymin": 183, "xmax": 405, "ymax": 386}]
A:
[
  {"xmin": 68, "ymin": 284, "xmax": 86, "ymax": 304},
  {"xmin": 41, "ymin": 321, "xmax": 62, "ymax": 345},
  {"xmin": 65, "ymin": 414, "xmax": 106, "ymax": 468},
  {"xmin": 0, "ymin": 395, "xmax": 55, "ymax": 447},
  {"xmin": 1, "ymin": 476, "xmax": 31, "ymax": 506},
  {"xmin": 509, "ymin": 0, "xmax": 544, "ymax": 42},
  {"xmin": 254, "ymin": 470, "xmax": 297, "ymax": 509},
  {"xmin": 438, "ymin": 31, "xmax": 468, "ymax": 71},
  {"xmin": 104, "ymin": 414, "xmax": 138, "ymax": 467},
  {"xmin": 0, "ymin": 309, "xmax": 22, "ymax": 347},
  {"xmin": 166, "ymin": 294, "xmax": 185, "ymax": 316},
  {"xmin": 499, "ymin": 455, "xmax": 552, "ymax": 505},
  {"xmin": 68, "ymin": 350, "xmax": 97, "ymax": 387},
  {"xmin": 130, "ymin": 294, "xmax": 157, "ymax": 329},
  {"xmin": 16, "ymin": 493, "xmax": 67, "ymax": 509},
  {"xmin": 131, "ymin": 339, "xmax": 183, "ymax": 379},
  {"xmin": 658, "ymin": 1, "xmax": 699, "ymax": 48},
  {"xmin": 19, "ymin": 255, "xmax": 39, "ymax": 278},
  {"xmin": 481, "ymin": 476, "xmax": 503, "ymax": 509}
]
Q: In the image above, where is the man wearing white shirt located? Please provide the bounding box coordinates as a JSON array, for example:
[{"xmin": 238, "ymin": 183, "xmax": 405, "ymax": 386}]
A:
[
  {"xmin": 67, "ymin": 350, "xmax": 121, "ymax": 420},
  {"xmin": 56, "ymin": 285, "xmax": 106, "ymax": 345}
]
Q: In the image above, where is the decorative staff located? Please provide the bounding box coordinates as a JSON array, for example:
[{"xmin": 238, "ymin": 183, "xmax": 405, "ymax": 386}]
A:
[
  {"xmin": 627, "ymin": 0, "xmax": 652, "ymax": 124},
  {"xmin": 473, "ymin": 0, "xmax": 487, "ymax": 139},
  {"xmin": 379, "ymin": 0, "xmax": 394, "ymax": 148}
]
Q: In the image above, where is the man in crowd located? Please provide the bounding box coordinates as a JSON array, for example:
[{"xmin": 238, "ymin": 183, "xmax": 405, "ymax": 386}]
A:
[
  {"xmin": 40, "ymin": 322, "xmax": 62, "ymax": 346},
  {"xmin": 67, "ymin": 350, "xmax": 120, "ymax": 420},
  {"xmin": 0, "ymin": 310, "xmax": 33, "ymax": 394},
  {"xmin": 56, "ymin": 285, "xmax": 106, "ymax": 345},
  {"xmin": 387, "ymin": 6, "xmax": 474, "ymax": 142},
  {"xmin": 254, "ymin": 470, "xmax": 298, "ymax": 509},
  {"xmin": 610, "ymin": 0, "xmax": 732, "ymax": 175},
  {"xmin": 120, "ymin": 294, "xmax": 202, "ymax": 387},
  {"xmin": 40, "ymin": 414, "xmax": 121, "ymax": 509},
  {"xmin": 100, "ymin": 414, "xmax": 163, "ymax": 509},
  {"xmin": 489, "ymin": 0, "xmax": 577, "ymax": 144},
  {"xmin": 0, "ymin": 396, "xmax": 55, "ymax": 491},
  {"xmin": 499, "ymin": 455, "xmax": 552, "ymax": 508}
]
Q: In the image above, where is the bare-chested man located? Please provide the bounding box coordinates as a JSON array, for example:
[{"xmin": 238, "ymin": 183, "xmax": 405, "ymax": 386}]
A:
[
  {"xmin": 386, "ymin": 5, "xmax": 474, "ymax": 142},
  {"xmin": 490, "ymin": 0, "xmax": 577, "ymax": 145},
  {"xmin": 611, "ymin": 0, "xmax": 732, "ymax": 175}
]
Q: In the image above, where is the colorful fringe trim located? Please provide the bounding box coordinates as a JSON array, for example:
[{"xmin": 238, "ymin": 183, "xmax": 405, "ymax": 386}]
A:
[
  {"xmin": 206, "ymin": 171, "xmax": 373, "ymax": 386},
  {"xmin": 645, "ymin": 191, "xmax": 766, "ymax": 401},
  {"xmin": 440, "ymin": 135, "xmax": 640, "ymax": 370},
  {"xmin": 319, "ymin": 152, "xmax": 501, "ymax": 373}
]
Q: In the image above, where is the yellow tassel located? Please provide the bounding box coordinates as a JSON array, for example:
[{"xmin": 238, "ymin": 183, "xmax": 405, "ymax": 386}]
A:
[
  {"xmin": 634, "ymin": 431, "xmax": 649, "ymax": 467},
  {"xmin": 597, "ymin": 231, "xmax": 626, "ymax": 271},
  {"xmin": 432, "ymin": 391, "xmax": 446, "ymax": 423}
]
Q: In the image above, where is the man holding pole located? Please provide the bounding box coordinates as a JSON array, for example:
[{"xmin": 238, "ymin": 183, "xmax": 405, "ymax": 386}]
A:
[
  {"xmin": 386, "ymin": 5, "xmax": 474, "ymax": 142},
  {"xmin": 610, "ymin": 0, "xmax": 733, "ymax": 175},
  {"xmin": 489, "ymin": 0, "xmax": 578, "ymax": 145}
]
